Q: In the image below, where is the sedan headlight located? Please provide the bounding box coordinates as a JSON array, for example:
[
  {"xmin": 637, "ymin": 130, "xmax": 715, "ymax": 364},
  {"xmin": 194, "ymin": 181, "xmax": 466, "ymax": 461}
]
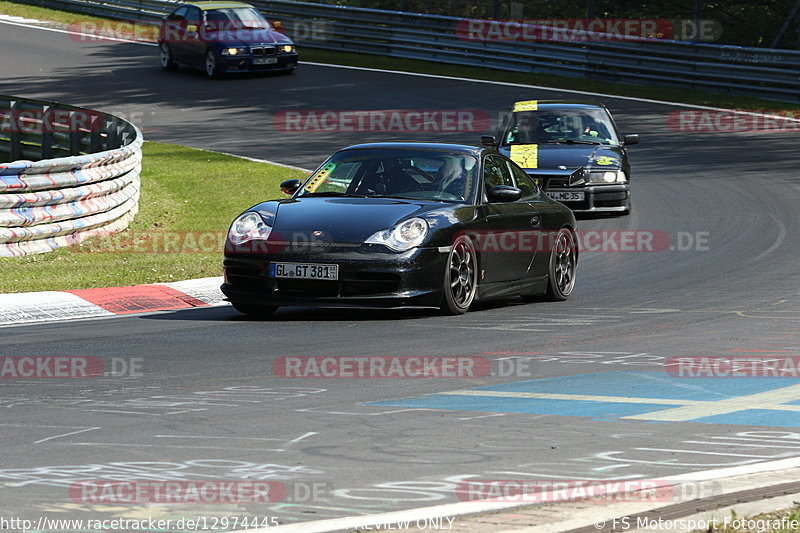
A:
[
  {"xmin": 280, "ymin": 45, "xmax": 294, "ymax": 53},
  {"xmin": 588, "ymin": 170, "xmax": 627, "ymax": 183},
  {"xmin": 222, "ymin": 47, "xmax": 246, "ymax": 56},
  {"xmin": 228, "ymin": 212, "xmax": 272, "ymax": 245},
  {"xmin": 366, "ymin": 217, "xmax": 429, "ymax": 252}
]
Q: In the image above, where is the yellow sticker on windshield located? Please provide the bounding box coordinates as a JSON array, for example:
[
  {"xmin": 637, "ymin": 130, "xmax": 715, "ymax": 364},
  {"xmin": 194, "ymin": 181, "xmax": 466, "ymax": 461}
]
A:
[
  {"xmin": 594, "ymin": 156, "xmax": 617, "ymax": 166},
  {"xmin": 510, "ymin": 144, "xmax": 538, "ymax": 169},
  {"xmin": 513, "ymin": 100, "xmax": 538, "ymax": 112},
  {"xmin": 303, "ymin": 162, "xmax": 336, "ymax": 192}
]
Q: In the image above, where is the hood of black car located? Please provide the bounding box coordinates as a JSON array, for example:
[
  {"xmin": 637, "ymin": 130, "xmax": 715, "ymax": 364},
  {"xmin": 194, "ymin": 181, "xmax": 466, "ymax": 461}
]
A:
[
  {"xmin": 206, "ymin": 29, "xmax": 290, "ymax": 45},
  {"xmin": 268, "ymin": 197, "xmax": 444, "ymax": 244},
  {"xmin": 500, "ymin": 144, "xmax": 624, "ymax": 170}
]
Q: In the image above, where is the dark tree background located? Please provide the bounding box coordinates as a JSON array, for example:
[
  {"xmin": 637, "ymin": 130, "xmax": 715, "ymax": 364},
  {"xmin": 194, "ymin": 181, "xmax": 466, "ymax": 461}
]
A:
[{"xmin": 330, "ymin": 0, "xmax": 800, "ymax": 48}]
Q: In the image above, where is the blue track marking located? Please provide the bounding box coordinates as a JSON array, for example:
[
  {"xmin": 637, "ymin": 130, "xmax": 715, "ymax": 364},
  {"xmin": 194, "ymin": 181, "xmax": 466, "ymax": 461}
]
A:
[{"xmin": 367, "ymin": 371, "xmax": 800, "ymax": 427}]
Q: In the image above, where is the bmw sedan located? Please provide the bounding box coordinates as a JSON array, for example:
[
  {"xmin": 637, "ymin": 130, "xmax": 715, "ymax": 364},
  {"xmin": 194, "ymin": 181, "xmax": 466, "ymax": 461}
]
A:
[
  {"xmin": 221, "ymin": 143, "xmax": 579, "ymax": 317},
  {"xmin": 496, "ymin": 100, "xmax": 638, "ymax": 215},
  {"xmin": 158, "ymin": 1, "xmax": 298, "ymax": 78}
]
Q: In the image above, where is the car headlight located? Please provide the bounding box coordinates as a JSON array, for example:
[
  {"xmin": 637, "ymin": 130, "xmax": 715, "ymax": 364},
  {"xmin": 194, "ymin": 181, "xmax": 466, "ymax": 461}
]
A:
[
  {"xmin": 228, "ymin": 212, "xmax": 272, "ymax": 245},
  {"xmin": 366, "ymin": 217, "xmax": 429, "ymax": 252},
  {"xmin": 280, "ymin": 45, "xmax": 294, "ymax": 53},
  {"xmin": 588, "ymin": 170, "xmax": 626, "ymax": 183},
  {"xmin": 222, "ymin": 47, "xmax": 246, "ymax": 56}
]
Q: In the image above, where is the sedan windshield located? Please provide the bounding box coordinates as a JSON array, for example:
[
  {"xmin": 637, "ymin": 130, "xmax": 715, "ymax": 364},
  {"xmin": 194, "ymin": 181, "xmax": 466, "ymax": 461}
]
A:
[
  {"xmin": 204, "ymin": 7, "xmax": 269, "ymax": 29},
  {"xmin": 298, "ymin": 149, "xmax": 478, "ymax": 203},
  {"xmin": 503, "ymin": 108, "xmax": 620, "ymax": 146}
]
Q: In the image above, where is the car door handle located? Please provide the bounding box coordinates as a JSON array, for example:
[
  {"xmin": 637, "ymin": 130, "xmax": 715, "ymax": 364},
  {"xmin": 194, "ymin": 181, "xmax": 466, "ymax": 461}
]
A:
[{"xmin": 530, "ymin": 215, "xmax": 542, "ymax": 228}]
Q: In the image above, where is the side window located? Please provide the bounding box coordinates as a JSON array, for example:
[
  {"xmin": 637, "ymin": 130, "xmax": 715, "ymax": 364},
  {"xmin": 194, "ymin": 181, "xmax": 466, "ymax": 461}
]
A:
[
  {"xmin": 168, "ymin": 6, "xmax": 188, "ymax": 20},
  {"xmin": 483, "ymin": 156, "xmax": 514, "ymax": 194},
  {"xmin": 508, "ymin": 161, "xmax": 538, "ymax": 199},
  {"xmin": 186, "ymin": 6, "xmax": 201, "ymax": 25}
]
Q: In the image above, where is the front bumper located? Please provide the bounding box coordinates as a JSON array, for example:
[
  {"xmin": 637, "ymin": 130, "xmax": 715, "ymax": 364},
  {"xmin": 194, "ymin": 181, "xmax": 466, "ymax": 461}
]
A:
[
  {"xmin": 221, "ymin": 243, "xmax": 447, "ymax": 309},
  {"xmin": 219, "ymin": 52, "xmax": 298, "ymax": 72},
  {"xmin": 548, "ymin": 183, "xmax": 630, "ymax": 213}
]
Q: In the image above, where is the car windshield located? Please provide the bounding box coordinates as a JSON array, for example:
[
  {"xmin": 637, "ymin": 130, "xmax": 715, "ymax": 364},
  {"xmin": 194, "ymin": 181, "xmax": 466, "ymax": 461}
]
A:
[
  {"xmin": 503, "ymin": 108, "xmax": 620, "ymax": 146},
  {"xmin": 297, "ymin": 149, "xmax": 478, "ymax": 203},
  {"xmin": 204, "ymin": 7, "xmax": 269, "ymax": 29}
]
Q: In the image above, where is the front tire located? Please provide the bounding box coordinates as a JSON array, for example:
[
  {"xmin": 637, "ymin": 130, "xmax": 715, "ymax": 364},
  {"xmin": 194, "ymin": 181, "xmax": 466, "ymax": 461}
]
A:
[
  {"xmin": 440, "ymin": 235, "xmax": 478, "ymax": 315},
  {"xmin": 544, "ymin": 228, "xmax": 577, "ymax": 301},
  {"xmin": 205, "ymin": 49, "xmax": 220, "ymax": 78},
  {"xmin": 232, "ymin": 302, "xmax": 278, "ymax": 318},
  {"xmin": 159, "ymin": 43, "xmax": 177, "ymax": 71}
]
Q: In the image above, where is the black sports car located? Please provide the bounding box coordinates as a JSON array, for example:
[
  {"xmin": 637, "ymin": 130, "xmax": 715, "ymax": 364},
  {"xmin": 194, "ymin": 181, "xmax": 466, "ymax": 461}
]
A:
[
  {"xmin": 158, "ymin": 1, "xmax": 298, "ymax": 78},
  {"xmin": 221, "ymin": 143, "xmax": 579, "ymax": 316},
  {"xmin": 495, "ymin": 100, "xmax": 638, "ymax": 215}
]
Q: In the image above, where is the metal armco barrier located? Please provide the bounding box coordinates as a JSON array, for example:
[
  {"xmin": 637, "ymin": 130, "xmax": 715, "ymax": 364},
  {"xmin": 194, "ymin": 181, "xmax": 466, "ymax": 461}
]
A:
[
  {"xmin": 19, "ymin": 0, "xmax": 800, "ymax": 103},
  {"xmin": 0, "ymin": 96, "xmax": 142, "ymax": 257}
]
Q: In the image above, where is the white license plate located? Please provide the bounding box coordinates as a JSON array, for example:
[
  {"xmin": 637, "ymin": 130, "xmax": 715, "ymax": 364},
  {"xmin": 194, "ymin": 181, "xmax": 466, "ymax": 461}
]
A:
[
  {"xmin": 253, "ymin": 57, "xmax": 278, "ymax": 65},
  {"xmin": 548, "ymin": 190, "xmax": 585, "ymax": 202},
  {"xmin": 270, "ymin": 262, "xmax": 338, "ymax": 280}
]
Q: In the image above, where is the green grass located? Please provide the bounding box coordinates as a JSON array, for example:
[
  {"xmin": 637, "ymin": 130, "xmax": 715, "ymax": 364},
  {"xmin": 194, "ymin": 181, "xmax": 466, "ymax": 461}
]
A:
[
  {"xmin": 0, "ymin": 142, "xmax": 305, "ymax": 292},
  {"xmin": 0, "ymin": 0, "xmax": 109, "ymax": 25},
  {"xmin": 2, "ymin": 0, "xmax": 798, "ymax": 112},
  {"xmin": 705, "ymin": 507, "xmax": 800, "ymax": 533}
]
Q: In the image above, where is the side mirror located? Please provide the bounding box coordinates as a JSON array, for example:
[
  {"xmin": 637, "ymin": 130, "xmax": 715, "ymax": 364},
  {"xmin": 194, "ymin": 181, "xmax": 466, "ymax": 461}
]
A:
[
  {"xmin": 487, "ymin": 185, "xmax": 522, "ymax": 203},
  {"xmin": 186, "ymin": 24, "xmax": 198, "ymax": 33},
  {"xmin": 623, "ymin": 134, "xmax": 639, "ymax": 145},
  {"xmin": 481, "ymin": 135, "xmax": 497, "ymax": 147},
  {"xmin": 272, "ymin": 20, "xmax": 283, "ymax": 29},
  {"xmin": 280, "ymin": 179, "xmax": 302, "ymax": 195}
]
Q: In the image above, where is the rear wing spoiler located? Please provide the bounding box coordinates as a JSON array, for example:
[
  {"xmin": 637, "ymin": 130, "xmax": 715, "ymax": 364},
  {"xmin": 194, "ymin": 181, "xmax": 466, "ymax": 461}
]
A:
[{"xmin": 526, "ymin": 167, "xmax": 586, "ymax": 192}]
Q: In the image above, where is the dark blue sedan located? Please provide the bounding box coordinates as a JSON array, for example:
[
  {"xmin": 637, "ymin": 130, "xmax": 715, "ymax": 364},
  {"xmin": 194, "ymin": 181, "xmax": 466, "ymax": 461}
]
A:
[{"xmin": 158, "ymin": 1, "xmax": 298, "ymax": 78}]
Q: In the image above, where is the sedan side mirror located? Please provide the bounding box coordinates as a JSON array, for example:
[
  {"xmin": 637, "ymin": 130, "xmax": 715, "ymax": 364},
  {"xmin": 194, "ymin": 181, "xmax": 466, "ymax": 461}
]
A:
[
  {"xmin": 487, "ymin": 185, "xmax": 522, "ymax": 203},
  {"xmin": 280, "ymin": 179, "xmax": 302, "ymax": 195},
  {"xmin": 623, "ymin": 134, "xmax": 639, "ymax": 145},
  {"xmin": 481, "ymin": 135, "xmax": 497, "ymax": 147}
]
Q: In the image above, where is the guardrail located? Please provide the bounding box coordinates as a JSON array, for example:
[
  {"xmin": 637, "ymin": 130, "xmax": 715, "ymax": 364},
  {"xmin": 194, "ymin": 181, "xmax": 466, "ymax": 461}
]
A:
[
  {"xmin": 0, "ymin": 96, "xmax": 142, "ymax": 257},
  {"xmin": 18, "ymin": 0, "xmax": 800, "ymax": 103}
]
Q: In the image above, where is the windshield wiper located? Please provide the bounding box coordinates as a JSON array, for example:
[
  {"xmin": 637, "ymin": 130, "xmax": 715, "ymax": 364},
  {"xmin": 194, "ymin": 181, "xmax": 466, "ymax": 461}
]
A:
[
  {"xmin": 301, "ymin": 192, "xmax": 366, "ymax": 197},
  {"xmin": 364, "ymin": 195, "xmax": 456, "ymax": 203},
  {"xmin": 545, "ymin": 139, "xmax": 603, "ymax": 145}
]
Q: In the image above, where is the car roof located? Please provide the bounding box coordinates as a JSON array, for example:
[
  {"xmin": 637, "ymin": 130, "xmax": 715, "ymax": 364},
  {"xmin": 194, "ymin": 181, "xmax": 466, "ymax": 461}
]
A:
[
  {"xmin": 511, "ymin": 100, "xmax": 607, "ymax": 112},
  {"xmin": 340, "ymin": 142, "xmax": 488, "ymax": 156},
  {"xmin": 183, "ymin": 1, "xmax": 253, "ymax": 10}
]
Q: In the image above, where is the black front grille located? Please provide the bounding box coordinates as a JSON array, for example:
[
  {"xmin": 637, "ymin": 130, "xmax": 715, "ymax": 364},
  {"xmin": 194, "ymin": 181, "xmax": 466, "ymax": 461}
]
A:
[
  {"xmin": 548, "ymin": 178, "xmax": 569, "ymax": 188},
  {"xmin": 250, "ymin": 46, "xmax": 276, "ymax": 56}
]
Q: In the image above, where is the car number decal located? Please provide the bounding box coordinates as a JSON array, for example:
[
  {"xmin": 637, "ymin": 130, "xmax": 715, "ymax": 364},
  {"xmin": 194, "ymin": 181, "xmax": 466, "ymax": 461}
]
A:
[
  {"xmin": 510, "ymin": 144, "xmax": 538, "ymax": 169},
  {"xmin": 303, "ymin": 162, "xmax": 337, "ymax": 192},
  {"xmin": 512, "ymin": 100, "xmax": 538, "ymax": 112},
  {"xmin": 594, "ymin": 156, "xmax": 618, "ymax": 166}
]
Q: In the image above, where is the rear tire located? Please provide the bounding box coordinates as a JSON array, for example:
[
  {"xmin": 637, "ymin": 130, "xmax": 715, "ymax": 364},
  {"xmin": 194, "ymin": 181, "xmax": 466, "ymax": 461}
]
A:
[
  {"xmin": 159, "ymin": 43, "xmax": 177, "ymax": 71},
  {"xmin": 440, "ymin": 235, "xmax": 478, "ymax": 315},
  {"xmin": 544, "ymin": 228, "xmax": 577, "ymax": 301},
  {"xmin": 232, "ymin": 302, "xmax": 278, "ymax": 318}
]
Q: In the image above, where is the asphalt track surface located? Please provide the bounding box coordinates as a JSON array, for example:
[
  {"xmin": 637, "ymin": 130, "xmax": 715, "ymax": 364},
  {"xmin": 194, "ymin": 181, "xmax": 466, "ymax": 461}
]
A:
[{"xmin": 1, "ymin": 21, "xmax": 800, "ymax": 528}]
